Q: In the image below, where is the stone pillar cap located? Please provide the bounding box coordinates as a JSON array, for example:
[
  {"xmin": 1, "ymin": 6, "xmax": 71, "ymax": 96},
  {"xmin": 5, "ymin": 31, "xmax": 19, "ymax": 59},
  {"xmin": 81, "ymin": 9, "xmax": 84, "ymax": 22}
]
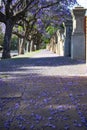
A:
[
  {"xmin": 73, "ymin": 6, "xmax": 86, "ymax": 10},
  {"xmin": 72, "ymin": 6, "xmax": 86, "ymax": 17},
  {"xmin": 75, "ymin": 6, "xmax": 84, "ymax": 9}
]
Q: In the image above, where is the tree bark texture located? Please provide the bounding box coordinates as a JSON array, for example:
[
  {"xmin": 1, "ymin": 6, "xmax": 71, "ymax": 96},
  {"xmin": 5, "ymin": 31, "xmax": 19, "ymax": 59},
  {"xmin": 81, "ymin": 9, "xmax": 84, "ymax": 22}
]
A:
[
  {"xmin": 2, "ymin": 19, "xmax": 14, "ymax": 59},
  {"xmin": 18, "ymin": 38, "xmax": 26, "ymax": 54}
]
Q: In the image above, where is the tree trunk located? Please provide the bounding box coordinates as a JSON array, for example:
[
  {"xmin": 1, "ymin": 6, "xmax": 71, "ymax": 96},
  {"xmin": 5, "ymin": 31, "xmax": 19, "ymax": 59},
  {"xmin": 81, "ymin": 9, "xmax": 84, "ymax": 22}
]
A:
[
  {"xmin": 30, "ymin": 40, "xmax": 35, "ymax": 52},
  {"xmin": 18, "ymin": 38, "xmax": 26, "ymax": 55},
  {"xmin": 2, "ymin": 19, "xmax": 14, "ymax": 59},
  {"xmin": 18, "ymin": 38, "xmax": 21, "ymax": 54},
  {"xmin": 22, "ymin": 38, "xmax": 26, "ymax": 54},
  {"xmin": 36, "ymin": 44, "xmax": 40, "ymax": 50},
  {"xmin": 28, "ymin": 41, "xmax": 30, "ymax": 52},
  {"xmin": 26, "ymin": 41, "xmax": 30, "ymax": 52}
]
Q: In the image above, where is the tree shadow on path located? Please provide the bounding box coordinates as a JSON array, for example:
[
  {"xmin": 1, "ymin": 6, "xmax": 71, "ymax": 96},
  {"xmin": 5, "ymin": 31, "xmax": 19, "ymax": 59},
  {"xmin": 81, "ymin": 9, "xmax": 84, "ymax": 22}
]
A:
[{"xmin": 0, "ymin": 56, "xmax": 85, "ymax": 73}]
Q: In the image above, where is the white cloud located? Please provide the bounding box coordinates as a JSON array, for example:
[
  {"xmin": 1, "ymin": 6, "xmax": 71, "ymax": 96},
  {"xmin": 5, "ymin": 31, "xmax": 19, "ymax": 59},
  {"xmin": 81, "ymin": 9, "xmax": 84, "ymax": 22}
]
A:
[
  {"xmin": 0, "ymin": 0, "xmax": 1, "ymax": 6},
  {"xmin": 77, "ymin": 0, "xmax": 87, "ymax": 8}
]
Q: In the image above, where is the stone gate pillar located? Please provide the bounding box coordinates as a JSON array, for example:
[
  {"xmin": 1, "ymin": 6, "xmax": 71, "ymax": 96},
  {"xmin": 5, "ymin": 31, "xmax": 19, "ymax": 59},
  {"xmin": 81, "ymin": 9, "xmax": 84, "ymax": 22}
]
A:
[
  {"xmin": 71, "ymin": 7, "xmax": 86, "ymax": 60},
  {"xmin": 64, "ymin": 19, "xmax": 72, "ymax": 57},
  {"xmin": 85, "ymin": 16, "xmax": 87, "ymax": 64}
]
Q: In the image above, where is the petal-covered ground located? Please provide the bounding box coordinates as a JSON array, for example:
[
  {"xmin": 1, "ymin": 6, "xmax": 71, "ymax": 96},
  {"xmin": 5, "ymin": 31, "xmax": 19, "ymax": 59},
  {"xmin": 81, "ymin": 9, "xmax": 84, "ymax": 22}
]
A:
[{"xmin": 0, "ymin": 49, "xmax": 87, "ymax": 130}]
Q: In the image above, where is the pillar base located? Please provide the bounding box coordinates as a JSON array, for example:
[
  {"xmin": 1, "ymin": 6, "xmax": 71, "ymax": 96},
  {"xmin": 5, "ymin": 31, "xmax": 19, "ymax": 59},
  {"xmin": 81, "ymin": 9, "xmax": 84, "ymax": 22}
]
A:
[{"xmin": 71, "ymin": 33, "xmax": 85, "ymax": 60}]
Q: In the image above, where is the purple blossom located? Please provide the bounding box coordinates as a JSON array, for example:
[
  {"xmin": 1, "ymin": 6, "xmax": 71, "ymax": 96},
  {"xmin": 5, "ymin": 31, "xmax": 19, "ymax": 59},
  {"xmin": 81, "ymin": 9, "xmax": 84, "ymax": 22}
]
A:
[
  {"xmin": 30, "ymin": 124, "xmax": 34, "ymax": 129},
  {"xmin": 48, "ymin": 116, "xmax": 52, "ymax": 120},
  {"xmin": 64, "ymin": 124, "xmax": 70, "ymax": 130},
  {"xmin": 15, "ymin": 103, "xmax": 20, "ymax": 109},
  {"xmin": 35, "ymin": 114, "xmax": 42, "ymax": 120},
  {"xmin": 4, "ymin": 121, "xmax": 10, "ymax": 129},
  {"xmin": 45, "ymin": 123, "xmax": 56, "ymax": 128}
]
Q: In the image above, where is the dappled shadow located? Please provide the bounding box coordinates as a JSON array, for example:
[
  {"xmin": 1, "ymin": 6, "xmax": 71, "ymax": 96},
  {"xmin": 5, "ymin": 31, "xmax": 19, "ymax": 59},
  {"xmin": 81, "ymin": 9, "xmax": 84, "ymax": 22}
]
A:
[{"xmin": 0, "ymin": 55, "xmax": 86, "ymax": 73}]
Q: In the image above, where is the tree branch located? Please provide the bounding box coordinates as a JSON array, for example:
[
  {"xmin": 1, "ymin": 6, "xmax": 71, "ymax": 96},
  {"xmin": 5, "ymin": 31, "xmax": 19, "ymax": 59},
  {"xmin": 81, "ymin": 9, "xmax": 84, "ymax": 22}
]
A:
[
  {"xmin": 0, "ymin": 11, "xmax": 6, "ymax": 23},
  {"xmin": 12, "ymin": 30, "xmax": 25, "ymax": 38},
  {"xmin": 13, "ymin": 0, "xmax": 36, "ymax": 20}
]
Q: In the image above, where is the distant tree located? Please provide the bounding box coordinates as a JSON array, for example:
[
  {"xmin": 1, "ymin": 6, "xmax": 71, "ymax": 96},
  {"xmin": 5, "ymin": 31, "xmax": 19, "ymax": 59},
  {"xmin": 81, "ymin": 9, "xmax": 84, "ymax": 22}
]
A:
[
  {"xmin": 11, "ymin": 35, "xmax": 18, "ymax": 50},
  {"xmin": 0, "ymin": 23, "xmax": 4, "ymax": 48}
]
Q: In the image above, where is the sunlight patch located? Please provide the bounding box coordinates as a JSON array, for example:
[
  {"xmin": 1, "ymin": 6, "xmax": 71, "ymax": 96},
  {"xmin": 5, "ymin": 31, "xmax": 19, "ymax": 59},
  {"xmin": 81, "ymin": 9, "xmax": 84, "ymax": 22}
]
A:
[{"xmin": 46, "ymin": 104, "xmax": 76, "ymax": 110}]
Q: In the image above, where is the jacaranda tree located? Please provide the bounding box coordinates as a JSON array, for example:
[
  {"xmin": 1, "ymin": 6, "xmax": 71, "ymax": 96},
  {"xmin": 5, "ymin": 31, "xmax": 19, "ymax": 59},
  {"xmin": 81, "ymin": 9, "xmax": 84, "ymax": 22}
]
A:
[{"xmin": 0, "ymin": 0, "xmax": 76, "ymax": 59}]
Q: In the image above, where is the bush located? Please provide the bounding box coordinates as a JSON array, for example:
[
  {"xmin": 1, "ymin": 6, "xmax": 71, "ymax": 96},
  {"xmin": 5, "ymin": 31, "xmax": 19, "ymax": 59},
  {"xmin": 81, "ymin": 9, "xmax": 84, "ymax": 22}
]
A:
[{"xmin": 11, "ymin": 35, "xmax": 18, "ymax": 50}]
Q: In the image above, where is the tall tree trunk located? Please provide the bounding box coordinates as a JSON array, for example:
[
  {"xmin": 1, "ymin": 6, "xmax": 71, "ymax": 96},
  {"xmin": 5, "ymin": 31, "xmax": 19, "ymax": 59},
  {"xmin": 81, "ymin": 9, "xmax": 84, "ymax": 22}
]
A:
[
  {"xmin": 36, "ymin": 44, "xmax": 40, "ymax": 50},
  {"xmin": 18, "ymin": 38, "xmax": 23, "ymax": 55},
  {"xmin": 2, "ymin": 19, "xmax": 14, "ymax": 59},
  {"xmin": 30, "ymin": 40, "xmax": 35, "ymax": 52},
  {"xmin": 21, "ymin": 38, "xmax": 26, "ymax": 54},
  {"xmin": 26, "ymin": 41, "xmax": 30, "ymax": 52},
  {"xmin": 18, "ymin": 38, "xmax": 26, "ymax": 55}
]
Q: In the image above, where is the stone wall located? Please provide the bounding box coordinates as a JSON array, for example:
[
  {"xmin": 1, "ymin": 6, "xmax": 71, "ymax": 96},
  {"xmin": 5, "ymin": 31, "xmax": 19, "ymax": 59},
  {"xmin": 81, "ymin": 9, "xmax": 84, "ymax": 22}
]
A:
[
  {"xmin": 85, "ymin": 16, "xmax": 87, "ymax": 62},
  {"xmin": 63, "ymin": 19, "xmax": 72, "ymax": 57},
  {"xmin": 47, "ymin": 27, "xmax": 64, "ymax": 56}
]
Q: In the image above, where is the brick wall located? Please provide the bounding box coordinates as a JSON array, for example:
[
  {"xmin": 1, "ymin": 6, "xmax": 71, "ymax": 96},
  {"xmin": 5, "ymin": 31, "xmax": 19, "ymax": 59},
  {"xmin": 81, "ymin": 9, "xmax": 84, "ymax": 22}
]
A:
[{"xmin": 85, "ymin": 17, "xmax": 87, "ymax": 44}]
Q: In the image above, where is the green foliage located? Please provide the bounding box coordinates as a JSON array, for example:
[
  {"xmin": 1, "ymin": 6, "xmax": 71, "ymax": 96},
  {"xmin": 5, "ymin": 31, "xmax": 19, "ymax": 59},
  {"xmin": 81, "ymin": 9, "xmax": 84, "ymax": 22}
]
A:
[
  {"xmin": 0, "ymin": 33, "xmax": 4, "ymax": 46},
  {"xmin": 18, "ymin": 26, "xmax": 23, "ymax": 32},
  {"xmin": 0, "ymin": 25, "xmax": 4, "ymax": 46},
  {"xmin": 42, "ymin": 36, "xmax": 50, "ymax": 44},
  {"xmin": 11, "ymin": 35, "xmax": 18, "ymax": 50},
  {"xmin": 46, "ymin": 26, "xmax": 58, "ymax": 36},
  {"xmin": 42, "ymin": 25, "xmax": 58, "ymax": 45}
]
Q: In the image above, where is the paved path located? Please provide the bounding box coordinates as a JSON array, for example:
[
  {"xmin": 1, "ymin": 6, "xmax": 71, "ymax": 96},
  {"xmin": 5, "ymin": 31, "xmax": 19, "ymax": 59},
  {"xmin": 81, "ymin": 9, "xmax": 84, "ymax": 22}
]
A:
[{"xmin": 0, "ymin": 49, "xmax": 87, "ymax": 130}]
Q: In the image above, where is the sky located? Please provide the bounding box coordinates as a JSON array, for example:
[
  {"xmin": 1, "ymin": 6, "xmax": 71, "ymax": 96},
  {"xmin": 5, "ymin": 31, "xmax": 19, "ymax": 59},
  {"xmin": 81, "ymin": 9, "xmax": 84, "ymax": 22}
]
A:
[
  {"xmin": 0, "ymin": 0, "xmax": 1, "ymax": 6},
  {"xmin": 77, "ymin": 0, "xmax": 87, "ymax": 8}
]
